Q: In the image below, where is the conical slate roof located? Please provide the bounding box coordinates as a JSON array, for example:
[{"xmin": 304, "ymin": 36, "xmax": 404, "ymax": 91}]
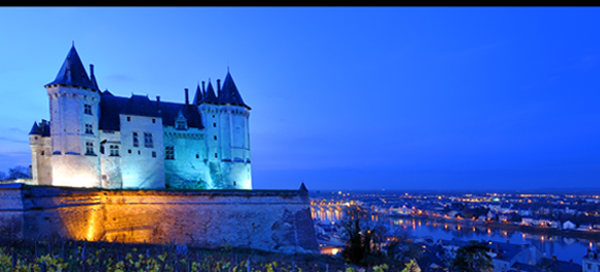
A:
[
  {"xmin": 202, "ymin": 81, "xmax": 218, "ymax": 104},
  {"xmin": 193, "ymin": 84, "xmax": 203, "ymax": 105},
  {"xmin": 29, "ymin": 122, "xmax": 40, "ymax": 135},
  {"xmin": 29, "ymin": 120, "xmax": 50, "ymax": 137},
  {"xmin": 46, "ymin": 45, "xmax": 98, "ymax": 91},
  {"xmin": 217, "ymin": 72, "xmax": 250, "ymax": 109}
]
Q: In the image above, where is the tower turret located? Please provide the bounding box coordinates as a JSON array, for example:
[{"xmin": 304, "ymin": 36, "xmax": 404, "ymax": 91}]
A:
[
  {"xmin": 219, "ymin": 72, "xmax": 252, "ymax": 189},
  {"xmin": 45, "ymin": 45, "xmax": 101, "ymax": 188},
  {"xmin": 29, "ymin": 120, "xmax": 52, "ymax": 185},
  {"xmin": 199, "ymin": 72, "xmax": 251, "ymax": 189}
]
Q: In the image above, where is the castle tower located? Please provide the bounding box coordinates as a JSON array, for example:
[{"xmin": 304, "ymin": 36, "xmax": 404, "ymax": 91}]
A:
[
  {"xmin": 198, "ymin": 80, "xmax": 222, "ymax": 189},
  {"xmin": 44, "ymin": 45, "xmax": 101, "ymax": 188},
  {"xmin": 214, "ymin": 72, "xmax": 252, "ymax": 189},
  {"xmin": 29, "ymin": 120, "xmax": 52, "ymax": 185}
]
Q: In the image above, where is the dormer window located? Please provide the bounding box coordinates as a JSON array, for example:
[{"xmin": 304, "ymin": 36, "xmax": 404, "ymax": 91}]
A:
[
  {"xmin": 176, "ymin": 120, "xmax": 187, "ymax": 130},
  {"xmin": 175, "ymin": 110, "xmax": 188, "ymax": 130}
]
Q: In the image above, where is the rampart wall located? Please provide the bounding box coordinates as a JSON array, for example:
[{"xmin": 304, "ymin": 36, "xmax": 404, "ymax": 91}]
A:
[{"xmin": 0, "ymin": 184, "xmax": 318, "ymax": 254}]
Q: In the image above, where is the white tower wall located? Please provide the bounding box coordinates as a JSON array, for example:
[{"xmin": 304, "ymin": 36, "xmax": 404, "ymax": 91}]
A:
[
  {"xmin": 200, "ymin": 104, "xmax": 222, "ymax": 189},
  {"xmin": 119, "ymin": 115, "xmax": 165, "ymax": 189},
  {"xmin": 46, "ymin": 84, "xmax": 101, "ymax": 188}
]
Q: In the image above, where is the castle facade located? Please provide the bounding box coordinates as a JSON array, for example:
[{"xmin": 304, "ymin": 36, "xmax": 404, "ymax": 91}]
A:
[{"xmin": 29, "ymin": 45, "xmax": 252, "ymax": 190}]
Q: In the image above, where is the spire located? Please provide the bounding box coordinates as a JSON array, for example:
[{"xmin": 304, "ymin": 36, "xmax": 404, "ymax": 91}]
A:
[
  {"xmin": 29, "ymin": 120, "xmax": 50, "ymax": 136},
  {"xmin": 46, "ymin": 45, "xmax": 97, "ymax": 91},
  {"xmin": 193, "ymin": 83, "xmax": 204, "ymax": 105},
  {"xmin": 217, "ymin": 71, "xmax": 250, "ymax": 109},
  {"xmin": 202, "ymin": 80, "xmax": 218, "ymax": 104},
  {"xmin": 29, "ymin": 121, "xmax": 41, "ymax": 135},
  {"xmin": 299, "ymin": 182, "xmax": 309, "ymax": 197}
]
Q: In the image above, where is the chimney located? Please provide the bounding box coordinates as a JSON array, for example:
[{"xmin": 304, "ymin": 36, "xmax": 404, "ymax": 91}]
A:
[
  {"xmin": 185, "ymin": 88, "xmax": 189, "ymax": 105},
  {"xmin": 90, "ymin": 64, "xmax": 95, "ymax": 76},
  {"xmin": 156, "ymin": 96, "xmax": 161, "ymax": 113}
]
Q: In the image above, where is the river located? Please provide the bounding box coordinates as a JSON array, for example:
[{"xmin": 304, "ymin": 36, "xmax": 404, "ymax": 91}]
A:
[{"xmin": 388, "ymin": 217, "xmax": 598, "ymax": 265}]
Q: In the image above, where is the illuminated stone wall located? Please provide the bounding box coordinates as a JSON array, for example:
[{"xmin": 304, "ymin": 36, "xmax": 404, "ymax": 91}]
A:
[
  {"xmin": 100, "ymin": 130, "xmax": 123, "ymax": 189},
  {"xmin": 163, "ymin": 126, "xmax": 209, "ymax": 189},
  {"xmin": 47, "ymin": 84, "xmax": 102, "ymax": 188},
  {"xmin": 119, "ymin": 115, "xmax": 165, "ymax": 189},
  {"xmin": 29, "ymin": 134, "xmax": 52, "ymax": 185},
  {"xmin": 200, "ymin": 103, "xmax": 252, "ymax": 190},
  {"xmin": 0, "ymin": 185, "xmax": 318, "ymax": 254}
]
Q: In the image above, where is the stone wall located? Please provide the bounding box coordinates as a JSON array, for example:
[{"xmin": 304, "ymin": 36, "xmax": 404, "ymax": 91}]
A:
[{"xmin": 0, "ymin": 184, "xmax": 318, "ymax": 254}]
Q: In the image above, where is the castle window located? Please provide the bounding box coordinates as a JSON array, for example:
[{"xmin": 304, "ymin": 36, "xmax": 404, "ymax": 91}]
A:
[
  {"xmin": 176, "ymin": 119, "xmax": 187, "ymax": 130},
  {"xmin": 152, "ymin": 118, "xmax": 156, "ymax": 124},
  {"xmin": 165, "ymin": 146, "xmax": 174, "ymax": 160},
  {"xmin": 84, "ymin": 104, "xmax": 92, "ymax": 115},
  {"xmin": 214, "ymin": 135, "xmax": 217, "ymax": 140},
  {"xmin": 215, "ymin": 153, "xmax": 218, "ymax": 158},
  {"xmin": 152, "ymin": 151, "xmax": 157, "ymax": 158},
  {"xmin": 144, "ymin": 132, "xmax": 153, "ymax": 148},
  {"xmin": 213, "ymin": 123, "xmax": 216, "ymax": 127},
  {"xmin": 133, "ymin": 132, "xmax": 139, "ymax": 147},
  {"xmin": 109, "ymin": 145, "xmax": 119, "ymax": 156},
  {"xmin": 85, "ymin": 142, "xmax": 94, "ymax": 155},
  {"xmin": 127, "ymin": 116, "xmax": 131, "ymax": 121},
  {"xmin": 85, "ymin": 123, "xmax": 93, "ymax": 134}
]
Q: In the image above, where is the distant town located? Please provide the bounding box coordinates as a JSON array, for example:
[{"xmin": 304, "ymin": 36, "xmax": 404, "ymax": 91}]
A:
[
  {"xmin": 311, "ymin": 189, "xmax": 600, "ymax": 233},
  {"xmin": 311, "ymin": 189, "xmax": 600, "ymax": 272}
]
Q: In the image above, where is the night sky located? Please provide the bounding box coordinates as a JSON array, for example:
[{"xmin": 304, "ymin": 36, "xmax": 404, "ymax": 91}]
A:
[{"xmin": 1, "ymin": 7, "xmax": 599, "ymax": 191}]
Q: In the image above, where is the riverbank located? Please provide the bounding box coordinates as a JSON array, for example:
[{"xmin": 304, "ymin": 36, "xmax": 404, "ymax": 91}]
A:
[{"xmin": 386, "ymin": 214, "xmax": 600, "ymax": 242}]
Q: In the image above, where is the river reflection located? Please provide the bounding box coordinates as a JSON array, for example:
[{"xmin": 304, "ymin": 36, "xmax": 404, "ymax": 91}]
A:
[{"xmin": 389, "ymin": 218, "xmax": 599, "ymax": 265}]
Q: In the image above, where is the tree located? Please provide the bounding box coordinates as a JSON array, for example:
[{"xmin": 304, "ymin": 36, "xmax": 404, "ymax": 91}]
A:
[
  {"xmin": 340, "ymin": 205, "xmax": 388, "ymax": 267},
  {"xmin": 450, "ymin": 241, "xmax": 493, "ymax": 272},
  {"xmin": 8, "ymin": 166, "xmax": 30, "ymax": 180},
  {"xmin": 385, "ymin": 228, "xmax": 413, "ymax": 261},
  {"xmin": 0, "ymin": 166, "xmax": 30, "ymax": 182}
]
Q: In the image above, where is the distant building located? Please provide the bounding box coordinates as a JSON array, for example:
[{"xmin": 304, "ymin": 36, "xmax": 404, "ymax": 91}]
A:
[
  {"xmin": 438, "ymin": 239, "xmax": 543, "ymax": 272},
  {"xmin": 582, "ymin": 248, "xmax": 600, "ymax": 272},
  {"xmin": 29, "ymin": 45, "xmax": 252, "ymax": 190},
  {"xmin": 563, "ymin": 220, "xmax": 577, "ymax": 230},
  {"xmin": 487, "ymin": 240, "xmax": 543, "ymax": 272}
]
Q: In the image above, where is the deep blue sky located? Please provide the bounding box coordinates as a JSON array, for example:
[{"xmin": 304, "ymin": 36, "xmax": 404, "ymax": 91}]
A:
[{"xmin": 1, "ymin": 7, "xmax": 599, "ymax": 191}]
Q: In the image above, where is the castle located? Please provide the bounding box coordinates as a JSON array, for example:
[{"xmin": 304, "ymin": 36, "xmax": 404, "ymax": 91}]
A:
[{"xmin": 29, "ymin": 45, "xmax": 252, "ymax": 190}]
